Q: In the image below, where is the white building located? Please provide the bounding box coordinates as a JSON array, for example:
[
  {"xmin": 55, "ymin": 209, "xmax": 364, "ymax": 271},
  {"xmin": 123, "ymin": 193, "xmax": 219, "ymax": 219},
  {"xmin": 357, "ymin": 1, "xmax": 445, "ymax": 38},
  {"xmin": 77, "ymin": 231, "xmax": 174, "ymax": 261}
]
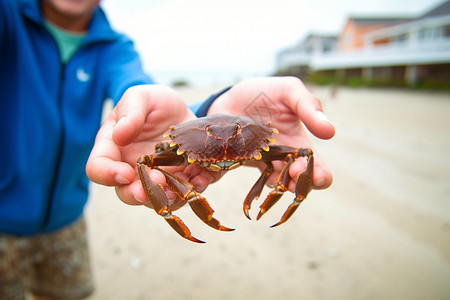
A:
[
  {"xmin": 277, "ymin": 33, "xmax": 337, "ymax": 75},
  {"xmin": 277, "ymin": 1, "xmax": 450, "ymax": 87}
]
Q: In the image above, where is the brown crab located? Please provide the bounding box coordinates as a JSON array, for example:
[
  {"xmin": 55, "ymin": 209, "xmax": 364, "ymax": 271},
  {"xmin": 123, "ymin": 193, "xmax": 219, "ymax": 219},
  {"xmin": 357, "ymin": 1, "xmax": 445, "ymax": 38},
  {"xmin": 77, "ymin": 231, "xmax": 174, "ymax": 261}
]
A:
[{"xmin": 137, "ymin": 114, "xmax": 314, "ymax": 243}]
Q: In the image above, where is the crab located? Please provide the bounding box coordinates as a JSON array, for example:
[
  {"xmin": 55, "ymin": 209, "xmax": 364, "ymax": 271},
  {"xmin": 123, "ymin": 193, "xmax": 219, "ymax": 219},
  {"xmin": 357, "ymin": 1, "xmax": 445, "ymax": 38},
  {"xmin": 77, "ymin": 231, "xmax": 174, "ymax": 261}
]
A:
[{"xmin": 137, "ymin": 114, "xmax": 314, "ymax": 243}]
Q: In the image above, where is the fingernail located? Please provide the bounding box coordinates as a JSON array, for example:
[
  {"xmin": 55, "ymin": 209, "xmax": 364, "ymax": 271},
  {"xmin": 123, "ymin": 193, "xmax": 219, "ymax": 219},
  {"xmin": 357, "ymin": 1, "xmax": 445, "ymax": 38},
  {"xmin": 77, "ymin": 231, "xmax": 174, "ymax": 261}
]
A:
[
  {"xmin": 116, "ymin": 116, "xmax": 127, "ymax": 129},
  {"xmin": 314, "ymin": 178, "xmax": 326, "ymax": 188},
  {"xmin": 134, "ymin": 195, "xmax": 148, "ymax": 204},
  {"xmin": 316, "ymin": 111, "xmax": 333, "ymax": 126},
  {"xmin": 115, "ymin": 174, "xmax": 130, "ymax": 185}
]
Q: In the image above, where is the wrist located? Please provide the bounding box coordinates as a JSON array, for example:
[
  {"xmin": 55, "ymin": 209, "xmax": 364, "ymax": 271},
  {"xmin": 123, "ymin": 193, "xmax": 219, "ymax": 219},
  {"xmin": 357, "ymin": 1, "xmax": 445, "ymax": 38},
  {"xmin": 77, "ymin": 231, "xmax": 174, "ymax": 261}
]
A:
[{"xmin": 195, "ymin": 86, "xmax": 232, "ymax": 117}]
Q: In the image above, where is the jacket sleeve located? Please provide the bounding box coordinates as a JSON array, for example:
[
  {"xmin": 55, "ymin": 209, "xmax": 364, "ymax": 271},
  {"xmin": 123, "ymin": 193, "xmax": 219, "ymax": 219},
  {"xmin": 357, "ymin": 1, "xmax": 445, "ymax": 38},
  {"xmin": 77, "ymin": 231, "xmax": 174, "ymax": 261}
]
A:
[
  {"xmin": 103, "ymin": 35, "xmax": 154, "ymax": 104},
  {"xmin": 191, "ymin": 86, "xmax": 232, "ymax": 117}
]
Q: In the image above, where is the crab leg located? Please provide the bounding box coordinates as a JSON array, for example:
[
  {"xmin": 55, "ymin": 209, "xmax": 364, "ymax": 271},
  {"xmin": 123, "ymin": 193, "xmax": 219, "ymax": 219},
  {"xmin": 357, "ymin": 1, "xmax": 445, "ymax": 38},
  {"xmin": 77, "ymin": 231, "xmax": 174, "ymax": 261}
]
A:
[
  {"xmin": 156, "ymin": 168, "xmax": 234, "ymax": 232},
  {"xmin": 271, "ymin": 150, "xmax": 314, "ymax": 227},
  {"xmin": 243, "ymin": 161, "xmax": 274, "ymax": 219},
  {"xmin": 137, "ymin": 160, "xmax": 204, "ymax": 243},
  {"xmin": 256, "ymin": 154, "xmax": 295, "ymax": 220}
]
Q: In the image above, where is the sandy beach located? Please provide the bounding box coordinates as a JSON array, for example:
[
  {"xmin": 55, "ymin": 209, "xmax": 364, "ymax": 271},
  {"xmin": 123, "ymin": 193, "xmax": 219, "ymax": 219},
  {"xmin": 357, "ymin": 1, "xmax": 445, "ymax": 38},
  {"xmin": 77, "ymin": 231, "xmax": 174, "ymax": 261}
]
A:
[{"xmin": 85, "ymin": 85, "xmax": 450, "ymax": 300}]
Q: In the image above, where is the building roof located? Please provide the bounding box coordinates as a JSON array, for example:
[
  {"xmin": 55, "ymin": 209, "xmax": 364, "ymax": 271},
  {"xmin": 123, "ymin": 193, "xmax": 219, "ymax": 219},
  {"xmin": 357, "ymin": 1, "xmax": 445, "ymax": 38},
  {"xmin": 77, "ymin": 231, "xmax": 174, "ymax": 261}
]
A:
[
  {"xmin": 348, "ymin": 17, "xmax": 411, "ymax": 24},
  {"xmin": 420, "ymin": 0, "xmax": 450, "ymax": 19}
]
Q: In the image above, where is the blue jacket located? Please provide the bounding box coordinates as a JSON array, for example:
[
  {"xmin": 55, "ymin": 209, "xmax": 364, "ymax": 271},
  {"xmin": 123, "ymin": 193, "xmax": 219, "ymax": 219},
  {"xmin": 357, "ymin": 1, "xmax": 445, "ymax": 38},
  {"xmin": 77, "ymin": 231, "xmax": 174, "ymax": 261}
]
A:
[{"xmin": 0, "ymin": 0, "xmax": 217, "ymax": 235}]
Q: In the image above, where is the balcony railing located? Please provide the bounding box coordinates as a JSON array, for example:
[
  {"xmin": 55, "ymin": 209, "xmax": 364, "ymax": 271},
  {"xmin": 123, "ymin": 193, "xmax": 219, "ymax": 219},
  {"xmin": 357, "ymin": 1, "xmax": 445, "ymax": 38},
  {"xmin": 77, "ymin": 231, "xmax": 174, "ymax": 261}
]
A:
[{"xmin": 278, "ymin": 38, "xmax": 450, "ymax": 71}]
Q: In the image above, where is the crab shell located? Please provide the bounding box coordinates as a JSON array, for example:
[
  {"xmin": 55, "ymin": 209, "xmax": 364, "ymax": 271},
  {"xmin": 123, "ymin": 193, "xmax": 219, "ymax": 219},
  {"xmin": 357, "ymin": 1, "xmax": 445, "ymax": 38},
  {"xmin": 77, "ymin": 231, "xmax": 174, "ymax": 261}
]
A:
[{"xmin": 166, "ymin": 114, "xmax": 278, "ymax": 168}]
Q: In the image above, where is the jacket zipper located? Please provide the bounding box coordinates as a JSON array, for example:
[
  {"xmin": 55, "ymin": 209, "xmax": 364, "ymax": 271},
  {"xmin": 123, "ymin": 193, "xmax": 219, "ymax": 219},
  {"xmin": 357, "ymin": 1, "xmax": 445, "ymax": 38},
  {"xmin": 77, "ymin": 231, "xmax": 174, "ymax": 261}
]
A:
[
  {"xmin": 39, "ymin": 27, "xmax": 88, "ymax": 231},
  {"xmin": 38, "ymin": 20, "xmax": 92, "ymax": 232}
]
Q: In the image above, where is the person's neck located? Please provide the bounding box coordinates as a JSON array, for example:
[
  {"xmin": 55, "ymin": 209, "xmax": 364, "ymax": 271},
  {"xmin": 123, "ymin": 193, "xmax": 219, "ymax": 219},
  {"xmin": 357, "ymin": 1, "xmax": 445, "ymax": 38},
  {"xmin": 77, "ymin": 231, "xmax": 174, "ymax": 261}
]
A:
[{"xmin": 41, "ymin": 5, "xmax": 91, "ymax": 32}]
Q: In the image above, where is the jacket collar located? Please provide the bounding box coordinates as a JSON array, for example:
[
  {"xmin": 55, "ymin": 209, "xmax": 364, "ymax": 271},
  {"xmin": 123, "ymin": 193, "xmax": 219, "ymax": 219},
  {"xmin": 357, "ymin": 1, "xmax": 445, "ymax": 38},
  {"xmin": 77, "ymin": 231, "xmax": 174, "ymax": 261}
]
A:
[{"xmin": 19, "ymin": 0, "xmax": 120, "ymax": 44}]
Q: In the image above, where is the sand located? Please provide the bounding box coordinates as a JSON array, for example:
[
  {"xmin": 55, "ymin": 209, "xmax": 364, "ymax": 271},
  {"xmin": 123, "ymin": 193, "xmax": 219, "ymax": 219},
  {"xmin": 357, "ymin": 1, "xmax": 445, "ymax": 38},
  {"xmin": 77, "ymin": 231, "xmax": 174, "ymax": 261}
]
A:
[{"xmin": 85, "ymin": 85, "xmax": 450, "ymax": 300}]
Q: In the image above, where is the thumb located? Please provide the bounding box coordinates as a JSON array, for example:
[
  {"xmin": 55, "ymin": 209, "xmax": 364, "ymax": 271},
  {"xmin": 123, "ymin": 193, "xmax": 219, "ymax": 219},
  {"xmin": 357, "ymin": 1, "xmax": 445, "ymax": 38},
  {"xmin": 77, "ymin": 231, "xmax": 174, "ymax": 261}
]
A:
[
  {"xmin": 112, "ymin": 86, "xmax": 150, "ymax": 146},
  {"xmin": 286, "ymin": 80, "xmax": 335, "ymax": 140}
]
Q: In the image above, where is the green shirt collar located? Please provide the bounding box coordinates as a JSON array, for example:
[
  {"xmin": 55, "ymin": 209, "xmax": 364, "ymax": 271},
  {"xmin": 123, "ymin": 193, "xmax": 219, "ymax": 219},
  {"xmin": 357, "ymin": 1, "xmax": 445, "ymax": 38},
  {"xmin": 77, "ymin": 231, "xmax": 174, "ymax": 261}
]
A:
[{"xmin": 44, "ymin": 21, "xmax": 86, "ymax": 63}]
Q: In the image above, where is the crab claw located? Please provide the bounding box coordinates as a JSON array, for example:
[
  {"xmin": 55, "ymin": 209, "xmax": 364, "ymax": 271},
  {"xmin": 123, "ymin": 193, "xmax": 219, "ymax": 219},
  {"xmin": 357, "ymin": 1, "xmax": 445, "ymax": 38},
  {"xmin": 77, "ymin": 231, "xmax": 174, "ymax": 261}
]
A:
[
  {"xmin": 188, "ymin": 194, "xmax": 235, "ymax": 231},
  {"xmin": 156, "ymin": 167, "xmax": 234, "ymax": 232},
  {"xmin": 138, "ymin": 158, "xmax": 205, "ymax": 243},
  {"xmin": 243, "ymin": 162, "xmax": 274, "ymax": 220},
  {"xmin": 269, "ymin": 196, "xmax": 304, "ymax": 228},
  {"xmin": 163, "ymin": 212, "xmax": 205, "ymax": 243},
  {"xmin": 256, "ymin": 157, "xmax": 291, "ymax": 221},
  {"xmin": 256, "ymin": 186, "xmax": 285, "ymax": 220},
  {"xmin": 270, "ymin": 153, "xmax": 314, "ymax": 228},
  {"xmin": 243, "ymin": 207, "xmax": 251, "ymax": 220}
]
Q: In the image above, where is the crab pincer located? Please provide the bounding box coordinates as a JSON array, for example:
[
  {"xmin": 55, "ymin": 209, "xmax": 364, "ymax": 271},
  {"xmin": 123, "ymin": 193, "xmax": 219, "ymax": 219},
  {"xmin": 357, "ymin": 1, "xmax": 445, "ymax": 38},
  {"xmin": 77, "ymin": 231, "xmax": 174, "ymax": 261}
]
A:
[{"xmin": 137, "ymin": 114, "xmax": 315, "ymax": 243}]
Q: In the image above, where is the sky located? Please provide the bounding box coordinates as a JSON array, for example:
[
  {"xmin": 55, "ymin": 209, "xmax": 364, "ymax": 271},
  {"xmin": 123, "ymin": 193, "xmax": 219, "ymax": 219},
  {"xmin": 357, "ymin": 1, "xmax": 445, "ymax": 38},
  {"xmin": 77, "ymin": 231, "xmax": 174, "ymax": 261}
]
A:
[{"xmin": 101, "ymin": 0, "xmax": 445, "ymax": 86}]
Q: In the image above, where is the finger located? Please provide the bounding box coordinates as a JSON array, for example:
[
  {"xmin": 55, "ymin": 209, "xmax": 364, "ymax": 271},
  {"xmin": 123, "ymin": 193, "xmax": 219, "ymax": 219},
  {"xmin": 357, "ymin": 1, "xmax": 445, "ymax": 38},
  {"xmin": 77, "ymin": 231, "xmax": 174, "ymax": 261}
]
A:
[
  {"xmin": 115, "ymin": 181, "xmax": 145, "ymax": 206},
  {"xmin": 86, "ymin": 117, "xmax": 136, "ymax": 186},
  {"xmin": 112, "ymin": 86, "xmax": 149, "ymax": 146},
  {"xmin": 86, "ymin": 155, "xmax": 135, "ymax": 187},
  {"xmin": 112, "ymin": 85, "xmax": 196, "ymax": 146},
  {"xmin": 115, "ymin": 167, "xmax": 170, "ymax": 206},
  {"xmin": 190, "ymin": 171, "xmax": 225, "ymax": 192},
  {"xmin": 285, "ymin": 78, "xmax": 335, "ymax": 140}
]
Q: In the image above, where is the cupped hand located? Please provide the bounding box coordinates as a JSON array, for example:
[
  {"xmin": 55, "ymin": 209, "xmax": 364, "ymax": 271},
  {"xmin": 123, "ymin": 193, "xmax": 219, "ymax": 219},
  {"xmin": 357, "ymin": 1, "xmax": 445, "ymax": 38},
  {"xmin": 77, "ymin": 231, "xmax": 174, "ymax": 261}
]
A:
[
  {"xmin": 207, "ymin": 76, "xmax": 335, "ymax": 191},
  {"xmin": 86, "ymin": 85, "xmax": 213, "ymax": 207}
]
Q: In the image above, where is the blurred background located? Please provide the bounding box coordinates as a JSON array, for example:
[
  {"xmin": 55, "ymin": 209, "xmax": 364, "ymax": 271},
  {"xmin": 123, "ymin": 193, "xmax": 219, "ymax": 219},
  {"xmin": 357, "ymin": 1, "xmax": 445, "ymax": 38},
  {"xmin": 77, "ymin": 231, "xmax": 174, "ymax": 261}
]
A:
[
  {"xmin": 101, "ymin": 0, "xmax": 449, "ymax": 88},
  {"xmin": 86, "ymin": 1, "xmax": 450, "ymax": 299}
]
